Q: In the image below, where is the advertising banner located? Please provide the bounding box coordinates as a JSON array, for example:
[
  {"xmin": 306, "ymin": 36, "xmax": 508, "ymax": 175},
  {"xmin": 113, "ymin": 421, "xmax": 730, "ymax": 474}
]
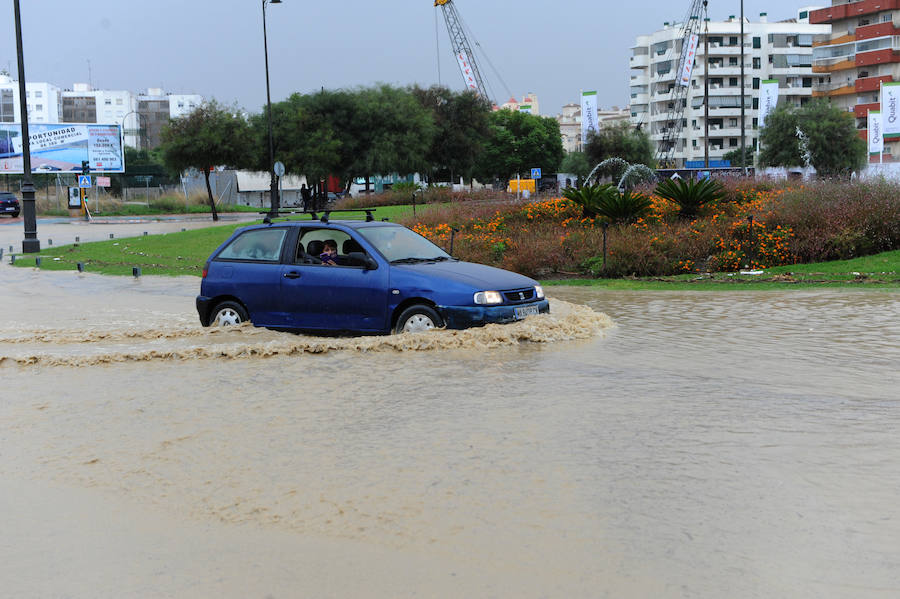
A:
[
  {"xmin": 757, "ymin": 80, "xmax": 780, "ymax": 129},
  {"xmin": 868, "ymin": 110, "xmax": 884, "ymax": 154},
  {"xmin": 581, "ymin": 91, "xmax": 599, "ymax": 144},
  {"xmin": 881, "ymin": 82, "xmax": 900, "ymax": 140},
  {"xmin": 0, "ymin": 123, "xmax": 125, "ymax": 174},
  {"xmin": 678, "ymin": 33, "xmax": 699, "ymax": 87},
  {"xmin": 455, "ymin": 51, "xmax": 479, "ymax": 94}
]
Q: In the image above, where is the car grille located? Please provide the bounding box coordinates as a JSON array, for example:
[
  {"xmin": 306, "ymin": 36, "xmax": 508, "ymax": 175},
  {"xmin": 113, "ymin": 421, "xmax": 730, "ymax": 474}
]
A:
[{"xmin": 502, "ymin": 288, "xmax": 535, "ymax": 304}]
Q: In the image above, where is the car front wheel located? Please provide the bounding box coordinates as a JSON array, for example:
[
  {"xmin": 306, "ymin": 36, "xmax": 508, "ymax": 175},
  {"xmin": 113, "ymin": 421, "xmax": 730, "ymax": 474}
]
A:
[
  {"xmin": 394, "ymin": 305, "xmax": 443, "ymax": 334},
  {"xmin": 210, "ymin": 301, "xmax": 249, "ymax": 327}
]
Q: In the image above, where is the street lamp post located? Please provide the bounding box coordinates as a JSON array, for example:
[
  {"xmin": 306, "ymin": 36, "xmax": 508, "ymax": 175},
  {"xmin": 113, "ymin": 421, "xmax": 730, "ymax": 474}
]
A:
[
  {"xmin": 121, "ymin": 110, "xmax": 146, "ymax": 152},
  {"xmin": 13, "ymin": 0, "xmax": 39, "ymax": 253},
  {"xmin": 740, "ymin": 0, "xmax": 747, "ymax": 176},
  {"xmin": 262, "ymin": 0, "xmax": 282, "ymax": 218}
]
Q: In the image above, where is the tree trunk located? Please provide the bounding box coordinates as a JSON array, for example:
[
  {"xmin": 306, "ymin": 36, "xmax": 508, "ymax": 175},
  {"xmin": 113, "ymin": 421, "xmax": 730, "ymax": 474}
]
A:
[
  {"xmin": 364, "ymin": 175, "xmax": 371, "ymax": 194},
  {"xmin": 204, "ymin": 168, "xmax": 219, "ymax": 222}
]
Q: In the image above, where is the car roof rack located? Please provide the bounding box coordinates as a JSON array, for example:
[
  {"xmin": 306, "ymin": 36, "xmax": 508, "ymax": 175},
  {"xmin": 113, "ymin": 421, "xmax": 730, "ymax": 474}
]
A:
[{"xmin": 260, "ymin": 208, "xmax": 377, "ymax": 224}]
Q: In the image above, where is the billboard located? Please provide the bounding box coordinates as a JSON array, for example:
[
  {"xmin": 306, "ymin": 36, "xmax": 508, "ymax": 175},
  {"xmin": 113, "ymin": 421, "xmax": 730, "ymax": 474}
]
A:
[
  {"xmin": 0, "ymin": 123, "xmax": 125, "ymax": 174},
  {"xmin": 868, "ymin": 110, "xmax": 883, "ymax": 154},
  {"xmin": 678, "ymin": 33, "xmax": 699, "ymax": 87},
  {"xmin": 882, "ymin": 81, "xmax": 900, "ymax": 140},
  {"xmin": 757, "ymin": 80, "xmax": 780, "ymax": 129}
]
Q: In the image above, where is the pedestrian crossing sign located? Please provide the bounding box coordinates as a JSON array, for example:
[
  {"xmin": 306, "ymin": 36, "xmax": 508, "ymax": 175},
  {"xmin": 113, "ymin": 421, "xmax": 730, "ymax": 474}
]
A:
[{"xmin": 78, "ymin": 175, "xmax": 92, "ymax": 188}]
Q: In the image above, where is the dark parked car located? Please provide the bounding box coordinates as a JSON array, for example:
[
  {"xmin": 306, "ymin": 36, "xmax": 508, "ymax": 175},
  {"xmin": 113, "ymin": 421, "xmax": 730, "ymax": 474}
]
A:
[
  {"xmin": 0, "ymin": 192, "xmax": 20, "ymax": 218},
  {"xmin": 196, "ymin": 216, "xmax": 549, "ymax": 334}
]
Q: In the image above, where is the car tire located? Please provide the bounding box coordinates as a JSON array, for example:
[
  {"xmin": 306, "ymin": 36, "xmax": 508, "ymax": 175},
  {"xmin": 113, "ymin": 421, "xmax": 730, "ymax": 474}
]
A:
[
  {"xmin": 394, "ymin": 304, "xmax": 443, "ymax": 334},
  {"xmin": 210, "ymin": 301, "xmax": 249, "ymax": 327},
  {"xmin": 11, "ymin": 212, "xmax": 19, "ymax": 218}
]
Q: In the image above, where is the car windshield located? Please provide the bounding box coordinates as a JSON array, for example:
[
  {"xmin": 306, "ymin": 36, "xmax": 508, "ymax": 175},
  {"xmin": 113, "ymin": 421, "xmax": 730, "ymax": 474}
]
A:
[{"xmin": 357, "ymin": 226, "xmax": 451, "ymax": 263}]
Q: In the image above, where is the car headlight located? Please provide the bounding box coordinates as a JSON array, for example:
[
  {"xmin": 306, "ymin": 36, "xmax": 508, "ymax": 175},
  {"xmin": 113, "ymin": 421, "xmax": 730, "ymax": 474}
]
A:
[
  {"xmin": 474, "ymin": 291, "xmax": 503, "ymax": 305},
  {"xmin": 534, "ymin": 285, "xmax": 545, "ymax": 299}
]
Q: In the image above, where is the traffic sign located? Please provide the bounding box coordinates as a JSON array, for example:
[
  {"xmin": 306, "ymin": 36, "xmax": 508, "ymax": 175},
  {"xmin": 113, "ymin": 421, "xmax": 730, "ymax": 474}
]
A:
[
  {"xmin": 531, "ymin": 167, "xmax": 541, "ymax": 179},
  {"xmin": 78, "ymin": 175, "xmax": 92, "ymax": 188},
  {"xmin": 273, "ymin": 161, "xmax": 285, "ymax": 177}
]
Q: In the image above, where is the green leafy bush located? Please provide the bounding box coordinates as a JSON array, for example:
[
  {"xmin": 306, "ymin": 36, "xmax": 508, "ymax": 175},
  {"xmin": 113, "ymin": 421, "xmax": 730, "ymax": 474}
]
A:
[{"xmin": 655, "ymin": 177, "xmax": 725, "ymax": 219}]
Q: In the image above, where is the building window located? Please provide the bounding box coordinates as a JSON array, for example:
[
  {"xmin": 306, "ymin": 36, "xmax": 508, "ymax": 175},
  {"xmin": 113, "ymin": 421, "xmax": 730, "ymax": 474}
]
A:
[
  {"xmin": 752, "ymin": 118, "xmax": 758, "ymax": 129},
  {"xmin": 753, "ymin": 57, "xmax": 761, "ymax": 69},
  {"xmin": 729, "ymin": 36, "xmax": 738, "ymax": 46},
  {"xmin": 799, "ymin": 10, "xmax": 808, "ymax": 19},
  {"xmin": 729, "ymin": 118, "xmax": 738, "ymax": 127},
  {"xmin": 105, "ymin": 98, "xmax": 112, "ymax": 105},
  {"xmin": 730, "ymin": 138, "xmax": 739, "ymax": 147},
  {"xmin": 116, "ymin": 98, "xmax": 123, "ymax": 105},
  {"xmin": 35, "ymin": 104, "xmax": 42, "ymax": 111},
  {"xmin": 729, "ymin": 57, "xmax": 738, "ymax": 66},
  {"xmin": 729, "ymin": 77, "xmax": 738, "ymax": 86},
  {"xmin": 35, "ymin": 90, "xmax": 42, "ymax": 98},
  {"xmin": 753, "ymin": 37, "xmax": 761, "ymax": 49},
  {"xmin": 803, "ymin": 77, "xmax": 812, "ymax": 88},
  {"xmin": 883, "ymin": 14, "xmax": 892, "ymax": 23},
  {"xmin": 692, "ymin": 140, "xmax": 697, "ymax": 147},
  {"xmin": 753, "ymin": 98, "xmax": 759, "ymax": 109}
]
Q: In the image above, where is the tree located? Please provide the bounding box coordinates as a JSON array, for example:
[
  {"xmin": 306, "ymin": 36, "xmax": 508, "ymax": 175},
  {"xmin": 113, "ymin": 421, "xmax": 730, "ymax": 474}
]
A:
[
  {"xmin": 160, "ymin": 100, "xmax": 251, "ymax": 221},
  {"xmin": 584, "ymin": 121, "xmax": 655, "ymax": 169},
  {"xmin": 760, "ymin": 99, "xmax": 866, "ymax": 177},
  {"xmin": 411, "ymin": 85, "xmax": 491, "ymax": 184},
  {"xmin": 722, "ymin": 147, "xmax": 754, "ymax": 168},
  {"xmin": 474, "ymin": 110, "xmax": 564, "ymax": 183},
  {"xmin": 559, "ymin": 151, "xmax": 591, "ymax": 186}
]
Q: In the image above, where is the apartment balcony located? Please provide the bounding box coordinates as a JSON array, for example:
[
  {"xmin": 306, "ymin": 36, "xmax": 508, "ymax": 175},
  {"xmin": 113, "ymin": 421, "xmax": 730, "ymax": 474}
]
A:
[
  {"xmin": 856, "ymin": 48, "xmax": 900, "ymax": 67},
  {"xmin": 811, "ymin": 0, "xmax": 900, "ymax": 24},
  {"xmin": 813, "ymin": 33, "xmax": 855, "ymax": 47},
  {"xmin": 855, "ymin": 21, "xmax": 900, "ymax": 41},
  {"xmin": 630, "ymin": 55, "xmax": 649, "ymax": 69},
  {"xmin": 857, "ymin": 75, "xmax": 894, "ymax": 93},
  {"xmin": 812, "ymin": 57, "xmax": 856, "ymax": 73},
  {"xmin": 812, "ymin": 82, "xmax": 855, "ymax": 97},
  {"xmin": 630, "ymin": 93, "xmax": 650, "ymax": 104},
  {"xmin": 854, "ymin": 101, "xmax": 881, "ymax": 118}
]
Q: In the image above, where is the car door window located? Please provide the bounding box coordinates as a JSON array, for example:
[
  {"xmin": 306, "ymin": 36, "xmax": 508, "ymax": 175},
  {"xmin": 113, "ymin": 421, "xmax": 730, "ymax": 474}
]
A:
[
  {"xmin": 218, "ymin": 228, "xmax": 287, "ymax": 262},
  {"xmin": 296, "ymin": 229, "xmax": 369, "ymax": 267}
]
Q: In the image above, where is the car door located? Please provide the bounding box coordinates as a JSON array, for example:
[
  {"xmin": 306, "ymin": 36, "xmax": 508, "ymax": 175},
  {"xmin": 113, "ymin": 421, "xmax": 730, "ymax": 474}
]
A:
[
  {"xmin": 213, "ymin": 227, "xmax": 291, "ymax": 327},
  {"xmin": 278, "ymin": 229, "xmax": 390, "ymax": 331}
]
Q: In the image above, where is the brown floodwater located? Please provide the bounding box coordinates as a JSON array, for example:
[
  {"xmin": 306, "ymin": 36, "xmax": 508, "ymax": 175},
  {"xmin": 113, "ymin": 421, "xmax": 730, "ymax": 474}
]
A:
[{"xmin": 1, "ymin": 265, "xmax": 898, "ymax": 598}]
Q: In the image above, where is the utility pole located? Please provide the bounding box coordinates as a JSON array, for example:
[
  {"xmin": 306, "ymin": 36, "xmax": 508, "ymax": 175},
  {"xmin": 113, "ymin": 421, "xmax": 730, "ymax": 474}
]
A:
[
  {"xmin": 14, "ymin": 0, "xmax": 39, "ymax": 253},
  {"xmin": 740, "ymin": 0, "xmax": 747, "ymax": 176},
  {"xmin": 704, "ymin": 7, "xmax": 710, "ymax": 170}
]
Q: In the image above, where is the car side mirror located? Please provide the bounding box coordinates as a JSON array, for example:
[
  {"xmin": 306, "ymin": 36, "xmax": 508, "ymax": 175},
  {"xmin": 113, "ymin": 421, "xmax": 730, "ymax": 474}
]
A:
[{"xmin": 347, "ymin": 252, "xmax": 377, "ymax": 270}]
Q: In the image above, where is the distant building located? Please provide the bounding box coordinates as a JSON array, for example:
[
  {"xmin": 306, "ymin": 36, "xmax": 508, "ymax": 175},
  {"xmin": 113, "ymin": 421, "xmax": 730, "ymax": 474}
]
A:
[
  {"xmin": 629, "ymin": 9, "xmax": 828, "ymax": 167},
  {"xmin": 809, "ymin": 2, "xmax": 900, "ymax": 161},
  {"xmin": 556, "ymin": 103, "xmax": 630, "ymax": 153},
  {"xmin": 0, "ymin": 74, "xmax": 62, "ymax": 124},
  {"xmin": 501, "ymin": 92, "xmax": 541, "ymax": 115},
  {"xmin": 61, "ymin": 83, "xmax": 140, "ymax": 149},
  {"xmin": 137, "ymin": 89, "xmax": 204, "ymax": 150}
]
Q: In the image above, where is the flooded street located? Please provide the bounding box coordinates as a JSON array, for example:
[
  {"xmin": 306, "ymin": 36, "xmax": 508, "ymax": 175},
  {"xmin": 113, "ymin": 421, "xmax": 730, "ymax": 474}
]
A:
[{"xmin": 1, "ymin": 264, "xmax": 898, "ymax": 598}]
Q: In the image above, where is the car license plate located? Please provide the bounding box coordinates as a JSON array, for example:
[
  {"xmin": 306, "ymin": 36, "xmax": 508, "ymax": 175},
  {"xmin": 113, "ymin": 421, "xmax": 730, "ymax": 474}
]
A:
[
  {"xmin": 2, "ymin": 207, "xmax": 13, "ymax": 211},
  {"xmin": 514, "ymin": 304, "xmax": 540, "ymax": 319}
]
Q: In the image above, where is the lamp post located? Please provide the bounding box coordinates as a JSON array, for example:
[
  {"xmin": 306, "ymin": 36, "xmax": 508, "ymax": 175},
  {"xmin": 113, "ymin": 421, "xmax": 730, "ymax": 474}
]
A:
[
  {"xmin": 121, "ymin": 110, "xmax": 146, "ymax": 151},
  {"xmin": 740, "ymin": 0, "xmax": 747, "ymax": 176},
  {"xmin": 13, "ymin": 0, "xmax": 39, "ymax": 253},
  {"xmin": 262, "ymin": 0, "xmax": 282, "ymax": 218}
]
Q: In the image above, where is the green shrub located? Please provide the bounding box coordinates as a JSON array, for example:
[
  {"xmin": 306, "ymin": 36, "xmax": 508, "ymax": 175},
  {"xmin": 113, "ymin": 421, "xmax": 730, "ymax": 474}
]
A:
[{"xmin": 655, "ymin": 177, "xmax": 725, "ymax": 219}]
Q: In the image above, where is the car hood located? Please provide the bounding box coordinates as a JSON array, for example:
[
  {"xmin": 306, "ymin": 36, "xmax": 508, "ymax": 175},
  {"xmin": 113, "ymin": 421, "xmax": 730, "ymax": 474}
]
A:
[{"xmin": 393, "ymin": 260, "xmax": 536, "ymax": 290}]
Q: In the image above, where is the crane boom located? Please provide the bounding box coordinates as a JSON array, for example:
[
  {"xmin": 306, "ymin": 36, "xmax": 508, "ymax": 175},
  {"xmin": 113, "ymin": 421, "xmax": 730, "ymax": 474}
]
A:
[
  {"xmin": 656, "ymin": 0, "xmax": 707, "ymax": 167},
  {"xmin": 435, "ymin": 0, "xmax": 492, "ymax": 103}
]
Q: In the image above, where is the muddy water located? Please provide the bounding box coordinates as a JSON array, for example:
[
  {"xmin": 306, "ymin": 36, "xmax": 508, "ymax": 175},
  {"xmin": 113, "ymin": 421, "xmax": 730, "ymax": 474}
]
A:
[{"xmin": 1, "ymin": 266, "xmax": 898, "ymax": 598}]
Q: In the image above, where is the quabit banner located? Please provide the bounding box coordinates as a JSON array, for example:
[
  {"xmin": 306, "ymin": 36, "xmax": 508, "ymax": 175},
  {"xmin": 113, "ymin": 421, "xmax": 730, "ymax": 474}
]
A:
[
  {"xmin": 581, "ymin": 91, "xmax": 598, "ymax": 144},
  {"xmin": 868, "ymin": 110, "xmax": 884, "ymax": 155},
  {"xmin": 881, "ymin": 81, "xmax": 900, "ymax": 141},
  {"xmin": 757, "ymin": 80, "xmax": 780, "ymax": 129}
]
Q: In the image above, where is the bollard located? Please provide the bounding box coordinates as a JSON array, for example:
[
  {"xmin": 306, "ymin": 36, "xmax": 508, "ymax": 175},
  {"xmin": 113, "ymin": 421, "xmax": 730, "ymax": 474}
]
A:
[
  {"xmin": 35, "ymin": 257, "xmax": 42, "ymax": 267},
  {"xmin": 10, "ymin": 254, "xmax": 15, "ymax": 264},
  {"xmin": 77, "ymin": 262, "xmax": 84, "ymax": 273},
  {"xmin": 132, "ymin": 266, "xmax": 142, "ymax": 277},
  {"xmin": 109, "ymin": 233, "xmax": 115, "ymax": 239},
  {"xmin": 8, "ymin": 245, "xmax": 12, "ymax": 253}
]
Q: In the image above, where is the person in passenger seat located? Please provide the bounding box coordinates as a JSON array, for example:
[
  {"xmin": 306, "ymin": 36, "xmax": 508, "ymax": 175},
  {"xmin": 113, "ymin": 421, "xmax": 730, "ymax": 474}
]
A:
[{"xmin": 319, "ymin": 240, "xmax": 338, "ymax": 266}]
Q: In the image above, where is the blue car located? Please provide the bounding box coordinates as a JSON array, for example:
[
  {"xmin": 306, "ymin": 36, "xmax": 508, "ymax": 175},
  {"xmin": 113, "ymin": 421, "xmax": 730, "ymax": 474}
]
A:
[{"xmin": 196, "ymin": 216, "xmax": 549, "ymax": 334}]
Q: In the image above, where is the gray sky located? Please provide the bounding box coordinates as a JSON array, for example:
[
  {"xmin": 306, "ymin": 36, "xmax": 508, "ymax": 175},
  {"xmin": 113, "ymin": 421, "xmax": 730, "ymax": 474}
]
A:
[{"xmin": 3, "ymin": 0, "xmax": 824, "ymax": 117}]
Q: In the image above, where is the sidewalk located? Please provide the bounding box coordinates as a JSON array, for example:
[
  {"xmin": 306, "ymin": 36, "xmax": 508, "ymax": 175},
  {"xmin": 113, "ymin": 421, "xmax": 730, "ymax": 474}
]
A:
[{"xmin": 0, "ymin": 213, "xmax": 258, "ymax": 256}]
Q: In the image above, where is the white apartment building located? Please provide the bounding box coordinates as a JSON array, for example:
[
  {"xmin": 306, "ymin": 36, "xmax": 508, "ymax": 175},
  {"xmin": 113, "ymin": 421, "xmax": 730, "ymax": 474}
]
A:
[
  {"xmin": 0, "ymin": 75, "xmax": 62, "ymax": 124},
  {"xmin": 61, "ymin": 83, "xmax": 141, "ymax": 148},
  {"xmin": 629, "ymin": 8, "xmax": 829, "ymax": 167},
  {"xmin": 501, "ymin": 93, "xmax": 541, "ymax": 115}
]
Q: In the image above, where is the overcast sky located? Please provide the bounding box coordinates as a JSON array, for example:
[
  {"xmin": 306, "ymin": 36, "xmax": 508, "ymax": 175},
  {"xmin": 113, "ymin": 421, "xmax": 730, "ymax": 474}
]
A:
[{"xmin": 3, "ymin": 0, "xmax": 824, "ymax": 117}]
